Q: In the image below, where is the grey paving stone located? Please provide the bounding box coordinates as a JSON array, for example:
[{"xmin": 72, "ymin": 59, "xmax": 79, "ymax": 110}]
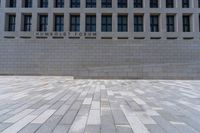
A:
[
  {"xmin": 59, "ymin": 110, "xmax": 78, "ymax": 125},
  {"xmin": 145, "ymin": 124, "xmax": 166, "ymax": 133},
  {"xmin": 18, "ymin": 123, "xmax": 41, "ymax": 133},
  {"xmin": 0, "ymin": 123, "xmax": 12, "ymax": 132},
  {"xmin": 0, "ymin": 78, "xmax": 200, "ymax": 133},
  {"xmin": 52, "ymin": 125, "xmax": 70, "ymax": 133},
  {"xmin": 112, "ymin": 110, "xmax": 129, "ymax": 125},
  {"xmin": 85, "ymin": 125, "xmax": 100, "ymax": 133},
  {"xmin": 116, "ymin": 125, "xmax": 134, "ymax": 133}
]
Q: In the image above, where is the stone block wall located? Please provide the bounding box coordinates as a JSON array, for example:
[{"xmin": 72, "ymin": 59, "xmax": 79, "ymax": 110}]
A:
[{"xmin": 0, "ymin": 39, "xmax": 199, "ymax": 79}]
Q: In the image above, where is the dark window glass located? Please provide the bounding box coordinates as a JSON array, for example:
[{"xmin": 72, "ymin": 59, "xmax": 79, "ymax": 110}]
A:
[
  {"xmin": 102, "ymin": 15, "xmax": 112, "ymax": 32},
  {"xmin": 39, "ymin": 15, "xmax": 48, "ymax": 31},
  {"xmin": 118, "ymin": 0, "xmax": 127, "ymax": 8},
  {"xmin": 8, "ymin": 15, "xmax": 16, "ymax": 31},
  {"xmin": 40, "ymin": 0, "xmax": 48, "ymax": 8},
  {"xmin": 182, "ymin": 0, "xmax": 189, "ymax": 8},
  {"xmin": 118, "ymin": 15, "xmax": 128, "ymax": 32},
  {"xmin": 166, "ymin": 15, "xmax": 175, "ymax": 32},
  {"xmin": 9, "ymin": 0, "xmax": 16, "ymax": 7},
  {"xmin": 150, "ymin": 15, "xmax": 159, "ymax": 32},
  {"xmin": 134, "ymin": 15, "xmax": 143, "ymax": 32},
  {"xmin": 134, "ymin": 0, "xmax": 143, "ymax": 8},
  {"xmin": 71, "ymin": 0, "xmax": 80, "ymax": 7},
  {"xmin": 70, "ymin": 15, "xmax": 80, "ymax": 31},
  {"xmin": 86, "ymin": 0, "xmax": 96, "ymax": 8},
  {"xmin": 183, "ymin": 15, "xmax": 190, "ymax": 32},
  {"xmin": 24, "ymin": 0, "xmax": 32, "ymax": 8},
  {"xmin": 55, "ymin": 0, "xmax": 64, "ymax": 8},
  {"xmin": 86, "ymin": 15, "xmax": 96, "ymax": 32},
  {"xmin": 199, "ymin": 0, "xmax": 200, "ymax": 8},
  {"xmin": 54, "ymin": 15, "xmax": 64, "ymax": 32},
  {"xmin": 166, "ymin": 0, "xmax": 174, "ymax": 8},
  {"xmin": 150, "ymin": 0, "xmax": 158, "ymax": 8},
  {"xmin": 199, "ymin": 15, "xmax": 200, "ymax": 32},
  {"xmin": 24, "ymin": 15, "xmax": 32, "ymax": 31},
  {"xmin": 102, "ymin": 0, "xmax": 112, "ymax": 8}
]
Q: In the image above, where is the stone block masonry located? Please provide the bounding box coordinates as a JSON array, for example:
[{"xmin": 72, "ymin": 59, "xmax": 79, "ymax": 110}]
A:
[{"xmin": 0, "ymin": 39, "xmax": 199, "ymax": 79}]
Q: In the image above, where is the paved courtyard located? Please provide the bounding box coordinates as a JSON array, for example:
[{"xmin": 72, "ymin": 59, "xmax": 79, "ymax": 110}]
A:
[{"xmin": 0, "ymin": 77, "xmax": 200, "ymax": 133}]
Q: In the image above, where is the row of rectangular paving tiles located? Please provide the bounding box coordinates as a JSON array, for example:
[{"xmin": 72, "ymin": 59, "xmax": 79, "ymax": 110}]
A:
[{"xmin": 0, "ymin": 77, "xmax": 200, "ymax": 133}]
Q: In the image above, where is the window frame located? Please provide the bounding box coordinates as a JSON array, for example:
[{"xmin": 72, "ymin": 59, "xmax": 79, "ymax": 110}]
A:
[
  {"xmin": 70, "ymin": 15, "xmax": 80, "ymax": 32},
  {"xmin": 101, "ymin": 15, "xmax": 112, "ymax": 32},
  {"xmin": 86, "ymin": 15, "xmax": 96, "ymax": 32},
  {"xmin": 134, "ymin": 15, "xmax": 144, "ymax": 32},
  {"xmin": 118, "ymin": 15, "xmax": 128, "ymax": 32}
]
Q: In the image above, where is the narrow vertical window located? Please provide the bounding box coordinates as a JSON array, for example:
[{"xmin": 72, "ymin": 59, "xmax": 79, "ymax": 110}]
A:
[
  {"xmin": 40, "ymin": 0, "xmax": 48, "ymax": 8},
  {"xmin": 183, "ymin": 15, "xmax": 190, "ymax": 32},
  {"xmin": 118, "ymin": 15, "xmax": 128, "ymax": 32},
  {"xmin": 39, "ymin": 15, "xmax": 48, "ymax": 31},
  {"xmin": 199, "ymin": 0, "xmax": 200, "ymax": 8},
  {"xmin": 134, "ymin": 15, "xmax": 143, "ymax": 32},
  {"xmin": 70, "ymin": 15, "xmax": 80, "ymax": 32},
  {"xmin": 166, "ymin": 15, "xmax": 175, "ymax": 32},
  {"xmin": 86, "ymin": 0, "xmax": 96, "ymax": 8},
  {"xmin": 24, "ymin": 15, "xmax": 32, "ymax": 31},
  {"xmin": 150, "ymin": 0, "xmax": 158, "ymax": 8},
  {"xmin": 150, "ymin": 15, "xmax": 159, "ymax": 32},
  {"xmin": 54, "ymin": 15, "xmax": 64, "ymax": 32},
  {"xmin": 102, "ymin": 0, "xmax": 112, "ymax": 8},
  {"xmin": 182, "ymin": 0, "xmax": 189, "ymax": 8},
  {"xmin": 118, "ymin": 0, "xmax": 127, "ymax": 8},
  {"xmin": 86, "ymin": 15, "xmax": 96, "ymax": 32},
  {"xmin": 9, "ymin": 0, "xmax": 16, "ymax": 7},
  {"xmin": 8, "ymin": 15, "xmax": 16, "ymax": 31},
  {"xmin": 166, "ymin": 0, "xmax": 174, "ymax": 8},
  {"xmin": 102, "ymin": 15, "xmax": 112, "ymax": 32},
  {"xmin": 71, "ymin": 0, "xmax": 80, "ymax": 8},
  {"xmin": 55, "ymin": 0, "xmax": 64, "ymax": 8},
  {"xmin": 24, "ymin": 0, "xmax": 32, "ymax": 8},
  {"xmin": 134, "ymin": 0, "xmax": 143, "ymax": 8}
]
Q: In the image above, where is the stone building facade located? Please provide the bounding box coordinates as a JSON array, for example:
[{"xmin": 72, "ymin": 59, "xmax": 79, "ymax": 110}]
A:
[{"xmin": 0, "ymin": 0, "xmax": 200, "ymax": 79}]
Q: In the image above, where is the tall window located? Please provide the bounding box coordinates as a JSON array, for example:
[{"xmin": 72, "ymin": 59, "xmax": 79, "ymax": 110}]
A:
[
  {"xmin": 70, "ymin": 15, "xmax": 80, "ymax": 31},
  {"xmin": 55, "ymin": 0, "xmax": 64, "ymax": 8},
  {"xmin": 54, "ymin": 15, "xmax": 64, "ymax": 32},
  {"xmin": 150, "ymin": 0, "xmax": 158, "ymax": 8},
  {"xmin": 40, "ymin": 0, "xmax": 48, "ymax": 8},
  {"xmin": 118, "ymin": 15, "xmax": 128, "ymax": 32},
  {"xmin": 182, "ymin": 0, "xmax": 189, "ymax": 8},
  {"xmin": 183, "ymin": 15, "xmax": 190, "ymax": 32},
  {"xmin": 70, "ymin": 0, "xmax": 80, "ymax": 8},
  {"xmin": 134, "ymin": 0, "xmax": 143, "ymax": 8},
  {"xmin": 102, "ymin": 15, "xmax": 112, "ymax": 32},
  {"xmin": 134, "ymin": 15, "xmax": 143, "ymax": 32},
  {"xmin": 118, "ymin": 0, "xmax": 127, "ymax": 8},
  {"xmin": 166, "ymin": 0, "xmax": 174, "ymax": 8},
  {"xmin": 150, "ymin": 15, "xmax": 159, "ymax": 32},
  {"xmin": 199, "ymin": 0, "xmax": 200, "ymax": 8},
  {"xmin": 86, "ymin": 0, "xmax": 96, "ymax": 8},
  {"xmin": 8, "ymin": 15, "xmax": 16, "ymax": 31},
  {"xmin": 39, "ymin": 15, "xmax": 48, "ymax": 31},
  {"xmin": 9, "ymin": 0, "xmax": 16, "ymax": 7},
  {"xmin": 24, "ymin": 0, "xmax": 32, "ymax": 8},
  {"xmin": 23, "ymin": 15, "xmax": 32, "ymax": 31},
  {"xmin": 102, "ymin": 0, "xmax": 112, "ymax": 8},
  {"xmin": 86, "ymin": 15, "xmax": 96, "ymax": 32},
  {"xmin": 166, "ymin": 15, "xmax": 175, "ymax": 32}
]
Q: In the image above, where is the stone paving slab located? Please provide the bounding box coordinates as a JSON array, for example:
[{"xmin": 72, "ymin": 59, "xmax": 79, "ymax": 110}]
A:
[{"xmin": 0, "ymin": 76, "xmax": 200, "ymax": 133}]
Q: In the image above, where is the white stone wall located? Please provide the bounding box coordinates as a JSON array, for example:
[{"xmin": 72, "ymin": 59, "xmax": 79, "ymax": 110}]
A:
[
  {"xmin": 0, "ymin": 39, "xmax": 199, "ymax": 79},
  {"xmin": 0, "ymin": 0, "xmax": 200, "ymax": 79},
  {"xmin": 0, "ymin": 0, "xmax": 200, "ymax": 40}
]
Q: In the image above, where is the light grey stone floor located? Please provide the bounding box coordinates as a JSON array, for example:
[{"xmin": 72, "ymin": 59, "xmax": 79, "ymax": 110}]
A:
[{"xmin": 0, "ymin": 76, "xmax": 200, "ymax": 133}]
